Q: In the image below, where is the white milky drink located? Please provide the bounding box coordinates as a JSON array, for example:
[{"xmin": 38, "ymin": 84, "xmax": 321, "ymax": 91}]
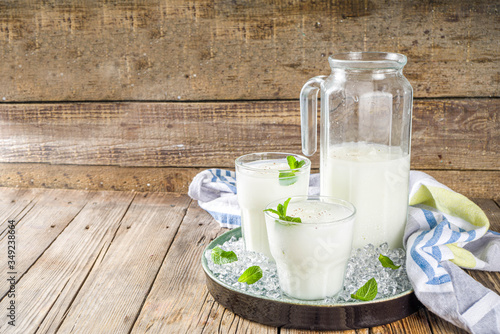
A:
[
  {"xmin": 264, "ymin": 196, "xmax": 355, "ymax": 300},
  {"xmin": 236, "ymin": 153, "xmax": 310, "ymax": 259},
  {"xmin": 321, "ymin": 142, "xmax": 410, "ymax": 249}
]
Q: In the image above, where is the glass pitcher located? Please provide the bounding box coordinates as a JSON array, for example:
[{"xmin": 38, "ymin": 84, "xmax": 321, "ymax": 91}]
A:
[{"xmin": 300, "ymin": 52, "xmax": 413, "ymax": 249}]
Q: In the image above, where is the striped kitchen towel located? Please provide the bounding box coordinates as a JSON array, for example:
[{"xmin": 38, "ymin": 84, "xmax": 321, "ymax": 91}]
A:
[
  {"xmin": 188, "ymin": 169, "xmax": 241, "ymax": 228},
  {"xmin": 189, "ymin": 169, "xmax": 500, "ymax": 333},
  {"xmin": 405, "ymin": 171, "xmax": 500, "ymax": 333}
]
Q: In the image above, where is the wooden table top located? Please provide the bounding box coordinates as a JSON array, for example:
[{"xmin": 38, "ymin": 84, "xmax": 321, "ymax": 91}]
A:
[{"xmin": 1, "ymin": 187, "xmax": 498, "ymax": 333}]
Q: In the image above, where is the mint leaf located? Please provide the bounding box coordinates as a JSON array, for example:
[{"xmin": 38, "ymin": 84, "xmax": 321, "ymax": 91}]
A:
[
  {"xmin": 287, "ymin": 156, "xmax": 306, "ymax": 169},
  {"xmin": 279, "ymin": 172, "xmax": 298, "ymax": 186},
  {"xmin": 264, "ymin": 198, "xmax": 302, "ymax": 224},
  {"xmin": 279, "ymin": 155, "xmax": 306, "ymax": 186},
  {"xmin": 287, "ymin": 155, "xmax": 298, "ymax": 168},
  {"xmin": 282, "ymin": 197, "xmax": 291, "ymax": 213},
  {"xmin": 238, "ymin": 266, "xmax": 263, "ymax": 284},
  {"xmin": 277, "ymin": 203, "xmax": 285, "ymax": 217},
  {"xmin": 285, "ymin": 216, "xmax": 302, "ymax": 223},
  {"xmin": 351, "ymin": 278, "xmax": 378, "ymax": 301},
  {"xmin": 379, "ymin": 254, "xmax": 401, "ymax": 269},
  {"xmin": 264, "ymin": 208, "xmax": 280, "ymax": 216},
  {"xmin": 211, "ymin": 246, "xmax": 238, "ymax": 265}
]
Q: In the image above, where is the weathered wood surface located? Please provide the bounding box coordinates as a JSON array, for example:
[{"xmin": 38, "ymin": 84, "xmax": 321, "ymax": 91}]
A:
[
  {"xmin": 0, "ymin": 99, "xmax": 497, "ymax": 197},
  {"xmin": 0, "ymin": 189, "xmax": 91, "ymax": 297},
  {"xmin": 0, "ymin": 188, "xmax": 40, "ymax": 235},
  {"xmin": 0, "ymin": 190, "xmax": 136, "ymax": 333},
  {"xmin": 53, "ymin": 192, "xmax": 189, "ymax": 333},
  {"xmin": 0, "ymin": 187, "xmax": 498, "ymax": 333},
  {"xmin": 130, "ymin": 201, "xmax": 228, "ymax": 333},
  {"xmin": 0, "ymin": 0, "xmax": 498, "ymax": 102},
  {"xmin": 1, "ymin": 100, "xmax": 496, "ymax": 169},
  {"xmin": 0, "ymin": 163, "xmax": 202, "ymax": 193}
]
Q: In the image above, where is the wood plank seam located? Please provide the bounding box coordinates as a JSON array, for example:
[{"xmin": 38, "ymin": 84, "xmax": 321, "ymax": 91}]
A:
[
  {"xmin": 126, "ymin": 196, "xmax": 192, "ymax": 332},
  {"xmin": 54, "ymin": 239, "xmax": 111, "ymax": 333},
  {"xmin": 198, "ymin": 292, "xmax": 218, "ymax": 333},
  {"xmin": 0, "ymin": 190, "xmax": 46, "ymax": 239},
  {"xmin": 0, "ymin": 97, "xmax": 497, "ymax": 103},
  {"xmin": 219, "ymin": 308, "xmax": 228, "ymax": 334},
  {"xmin": 95, "ymin": 192, "xmax": 138, "ymax": 266},
  {"xmin": 230, "ymin": 310, "xmax": 241, "ymax": 333},
  {"xmin": 35, "ymin": 272, "xmax": 74, "ymax": 334},
  {"xmin": 421, "ymin": 309, "xmax": 435, "ymax": 333},
  {"xmin": 0, "ymin": 194, "xmax": 38, "ymax": 238},
  {"xmin": 127, "ymin": 197, "xmax": 193, "ymax": 334}
]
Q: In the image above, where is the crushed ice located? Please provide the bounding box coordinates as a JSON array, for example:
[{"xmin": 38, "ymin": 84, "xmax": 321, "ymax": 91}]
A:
[{"xmin": 205, "ymin": 237, "xmax": 412, "ymax": 303}]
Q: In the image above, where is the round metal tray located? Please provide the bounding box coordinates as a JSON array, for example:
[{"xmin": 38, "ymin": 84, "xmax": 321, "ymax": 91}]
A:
[{"xmin": 201, "ymin": 227, "xmax": 422, "ymax": 331}]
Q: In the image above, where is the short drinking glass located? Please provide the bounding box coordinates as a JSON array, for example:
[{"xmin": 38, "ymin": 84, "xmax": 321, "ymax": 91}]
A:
[{"xmin": 264, "ymin": 196, "xmax": 356, "ymax": 300}]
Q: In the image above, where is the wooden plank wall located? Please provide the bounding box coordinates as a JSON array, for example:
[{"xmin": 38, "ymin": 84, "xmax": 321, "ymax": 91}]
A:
[{"xmin": 0, "ymin": 1, "xmax": 498, "ymax": 198}]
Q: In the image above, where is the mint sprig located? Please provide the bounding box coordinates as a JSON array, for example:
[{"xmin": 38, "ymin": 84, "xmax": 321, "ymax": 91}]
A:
[
  {"xmin": 264, "ymin": 198, "xmax": 302, "ymax": 223},
  {"xmin": 211, "ymin": 246, "xmax": 238, "ymax": 265},
  {"xmin": 279, "ymin": 156, "xmax": 306, "ymax": 186},
  {"xmin": 378, "ymin": 254, "xmax": 401, "ymax": 269},
  {"xmin": 238, "ymin": 265, "xmax": 263, "ymax": 285},
  {"xmin": 351, "ymin": 278, "xmax": 378, "ymax": 301}
]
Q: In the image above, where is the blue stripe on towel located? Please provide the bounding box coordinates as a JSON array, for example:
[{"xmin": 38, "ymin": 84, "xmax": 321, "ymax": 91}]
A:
[
  {"xmin": 223, "ymin": 170, "xmax": 237, "ymax": 192},
  {"xmin": 447, "ymin": 230, "xmax": 461, "ymax": 244},
  {"xmin": 466, "ymin": 230, "xmax": 476, "ymax": 242},
  {"xmin": 210, "ymin": 170, "xmax": 218, "ymax": 182},
  {"xmin": 427, "ymin": 274, "xmax": 451, "ymax": 285},
  {"xmin": 423, "ymin": 209, "xmax": 438, "ymax": 229},
  {"xmin": 432, "ymin": 246, "xmax": 442, "ymax": 262},
  {"xmin": 209, "ymin": 169, "xmax": 238, "ymax": 194},
  {"xmin": 410, "ymin": 231, "xmax": 437, "ymax": 282},
  {"xmin": 410, "ymin": 208, "xmax": 452, "ymax": 286},
  {"xmin": 424, "ymin": 219, "xmax": 445, "ymax": 247}
]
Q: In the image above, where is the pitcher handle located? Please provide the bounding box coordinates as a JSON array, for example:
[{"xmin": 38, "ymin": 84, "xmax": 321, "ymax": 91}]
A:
[{"xmin": 300, "ymin": 75, "xmax": 326, "ymax": 156}]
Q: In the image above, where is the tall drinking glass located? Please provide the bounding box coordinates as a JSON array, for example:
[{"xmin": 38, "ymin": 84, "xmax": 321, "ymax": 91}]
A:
[{"xmin": 235, "ymin": 152, "xmax": 311, "ymax": 259}]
